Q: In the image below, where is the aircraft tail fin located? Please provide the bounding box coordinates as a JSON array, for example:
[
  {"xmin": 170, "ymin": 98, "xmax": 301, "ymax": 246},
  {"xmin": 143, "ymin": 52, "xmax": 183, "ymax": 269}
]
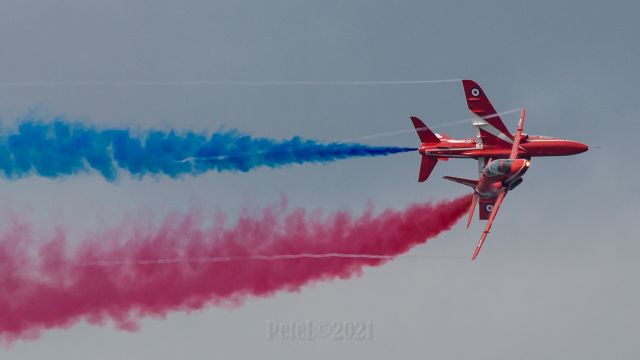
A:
[
  {"xmin": 411, "ymin": 116, "xmax": 440, "ymax": 183},
  {"xmin": 418, "ymin": 156, "xmax": 438, "ymax": 182},
  {"xmin": 410, "ymin": 117, "xmax": 440, "ymax": 144}
]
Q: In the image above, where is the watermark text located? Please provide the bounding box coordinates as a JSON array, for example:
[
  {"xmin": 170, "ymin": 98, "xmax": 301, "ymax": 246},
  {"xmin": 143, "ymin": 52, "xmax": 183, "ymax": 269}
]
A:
[{"xmin": 266, "ymin": 320, "xmax": 373, "ymax": 341}]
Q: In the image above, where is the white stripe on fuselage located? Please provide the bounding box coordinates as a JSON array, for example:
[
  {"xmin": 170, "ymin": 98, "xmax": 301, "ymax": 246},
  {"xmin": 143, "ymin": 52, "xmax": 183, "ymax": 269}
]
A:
[{"xmin": 424, "ymin": 147, "xmax": 478, "ymax": 154}]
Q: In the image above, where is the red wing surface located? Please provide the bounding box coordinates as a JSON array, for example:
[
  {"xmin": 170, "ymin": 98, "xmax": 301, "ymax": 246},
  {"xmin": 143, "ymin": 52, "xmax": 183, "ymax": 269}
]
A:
[
  {"xmin": 462, "ymin": 80, "xmax": 514, "ymax": 147},
  {"xmin": 473, "ymin": 190, "xmax": 507, "ymax": 260},
  {"xmin": 478, "ymin": 196, "xmax": 499, "ymax": 220}
]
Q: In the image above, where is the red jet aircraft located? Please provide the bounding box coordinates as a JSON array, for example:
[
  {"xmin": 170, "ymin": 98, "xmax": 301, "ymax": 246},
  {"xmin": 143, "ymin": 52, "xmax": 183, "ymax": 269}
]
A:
[
  {"xmin": 410, "ymin": 80, "xmax": 588, "ymax": 183},
  {"xmin": 411, "ymin": 80, "xmax": 588, "ymax": 260}
]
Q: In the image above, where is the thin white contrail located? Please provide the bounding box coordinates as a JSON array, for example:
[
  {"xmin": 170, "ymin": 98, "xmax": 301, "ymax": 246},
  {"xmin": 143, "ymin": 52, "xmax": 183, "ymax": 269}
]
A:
[
  {"xmin": 0, "ymin": 79, "xmax": 462, "ymax": 88},
  {"xmin": 80, "ymin": 253, "xmax": 464, "ymax": 266},
  {"xmin": 335, "ymin": 108, "xmax": 522, "ymax": 143}
]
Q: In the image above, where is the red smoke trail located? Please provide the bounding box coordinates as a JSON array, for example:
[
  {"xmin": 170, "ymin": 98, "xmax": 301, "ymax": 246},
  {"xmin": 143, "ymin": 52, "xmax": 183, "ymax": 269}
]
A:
[{"xmin": 0, "ymin": 195, "xmax": 470, "ymax": 342}]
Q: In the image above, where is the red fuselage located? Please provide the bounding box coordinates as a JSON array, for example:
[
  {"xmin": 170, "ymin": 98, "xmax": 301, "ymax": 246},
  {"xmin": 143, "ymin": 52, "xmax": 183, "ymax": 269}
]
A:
[{"xmin": 418, "ymin": 135, "xmax": 588, "ymax": 159}]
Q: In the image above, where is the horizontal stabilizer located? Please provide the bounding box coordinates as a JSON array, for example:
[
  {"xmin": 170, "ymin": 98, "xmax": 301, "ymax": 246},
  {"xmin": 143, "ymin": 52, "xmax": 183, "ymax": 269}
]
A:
[{"xmin": 442, "ymin": 176, "xmax": 478, "ymax": 188}]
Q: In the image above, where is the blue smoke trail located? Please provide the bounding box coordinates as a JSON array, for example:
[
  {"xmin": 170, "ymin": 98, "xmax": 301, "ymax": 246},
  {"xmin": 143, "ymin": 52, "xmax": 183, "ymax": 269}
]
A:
[{"xmin": 0, "ymin": 120, "xmax": 415, "ymax": 181}]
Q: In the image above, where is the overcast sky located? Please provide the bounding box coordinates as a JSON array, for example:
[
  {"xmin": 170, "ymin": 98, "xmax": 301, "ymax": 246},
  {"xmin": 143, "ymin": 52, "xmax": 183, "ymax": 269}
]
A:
[{"xmin": 0, "ymin": 1, "xmax": 638, "ymax": 359}]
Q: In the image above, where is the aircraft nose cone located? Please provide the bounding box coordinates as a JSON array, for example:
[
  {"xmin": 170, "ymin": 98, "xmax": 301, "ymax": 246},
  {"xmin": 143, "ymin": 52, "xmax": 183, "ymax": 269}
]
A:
[{"xmin": 573, "ymin": 141, "xmax": 589, "ymax": 154}]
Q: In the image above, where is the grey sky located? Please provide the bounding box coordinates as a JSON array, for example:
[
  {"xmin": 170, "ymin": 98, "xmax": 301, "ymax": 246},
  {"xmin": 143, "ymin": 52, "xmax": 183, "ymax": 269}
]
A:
[{"xmin": 0, "ymin": 1, "xmax": 638, "ymax": 359}]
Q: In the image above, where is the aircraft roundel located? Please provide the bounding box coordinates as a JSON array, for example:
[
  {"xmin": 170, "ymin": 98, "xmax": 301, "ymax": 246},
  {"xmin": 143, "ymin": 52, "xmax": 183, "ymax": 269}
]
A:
[
  {"xmin": 470, "ymin": 88, "xmax": 481, "ymax": 97},
  {"xmin": 486, "ymin": 204, "xmax": 493, "ymax": 213}
]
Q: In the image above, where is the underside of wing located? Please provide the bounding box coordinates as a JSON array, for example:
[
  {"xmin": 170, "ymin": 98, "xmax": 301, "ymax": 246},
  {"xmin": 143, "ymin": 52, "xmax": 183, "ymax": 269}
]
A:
[
  {"xmin": 473, "ymin": 190, "xmax": 507, "ymax": 260},
  {"xmin": 478, "ymin": 196, "xmax": 498, "ymax": 220}
]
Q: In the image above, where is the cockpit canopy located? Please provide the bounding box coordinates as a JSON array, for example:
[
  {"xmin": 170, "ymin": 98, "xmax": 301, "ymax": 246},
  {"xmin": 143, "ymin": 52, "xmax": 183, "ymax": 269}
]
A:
[{"xmin": 485, "ymin": 159, "xmax": 513, "ymax": 177}]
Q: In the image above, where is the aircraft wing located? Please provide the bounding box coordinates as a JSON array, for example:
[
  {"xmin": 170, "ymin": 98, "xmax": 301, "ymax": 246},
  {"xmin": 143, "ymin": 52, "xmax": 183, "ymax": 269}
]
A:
[
  {"xmin": 472, "ymin": 190, "xmax": 507, "ymax": 260},
  {"xmin": 463, "ymin": 80, "xmax": 514, "ymax": 148},
  {"xmin": 510, "ymin": 109, "xmax": 526, "ymax": 159}
]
